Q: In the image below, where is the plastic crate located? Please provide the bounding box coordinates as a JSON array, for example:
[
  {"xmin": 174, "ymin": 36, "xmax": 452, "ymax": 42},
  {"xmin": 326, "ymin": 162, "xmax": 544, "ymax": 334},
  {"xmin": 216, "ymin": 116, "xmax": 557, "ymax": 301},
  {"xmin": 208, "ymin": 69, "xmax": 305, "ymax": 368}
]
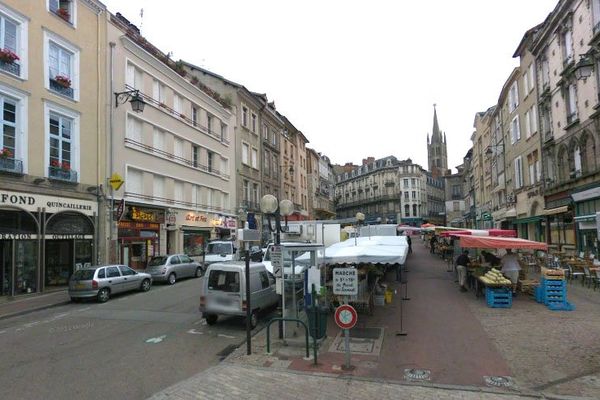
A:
[
  {"xmin": 485, "ymin": 287, "xmax": 512, "ymax": 308},
  {"xmin": 534, "ymin": 286, "xmax": 543, "ymax": 303},
  {"xmin": 547, "ymin": 301, "xmax": 576, "ymax": 311}
]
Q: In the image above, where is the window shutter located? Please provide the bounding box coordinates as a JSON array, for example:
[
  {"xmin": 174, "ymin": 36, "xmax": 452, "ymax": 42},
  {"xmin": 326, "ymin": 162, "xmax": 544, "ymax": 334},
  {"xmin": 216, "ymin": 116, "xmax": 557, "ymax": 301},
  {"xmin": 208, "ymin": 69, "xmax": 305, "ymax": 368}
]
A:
[
  {"xmin": 4, "ymin": 19, "xmax": 17, "ymax": 53},
  {"xmin": 126, "ymin": 64, "xmax": 135, "ymax": 88},
  {"xmin": 536, "ymin": 160, "xmax": 541, "ymax": 182},
  {"xmin": 516, "ymin": 116, "xmax": 521, "ymax": 141},
  {"xmin": 153, "ymin": 80, "xmax": 159, "ymax": 101},
  {"xmin": 49, "ymin": 0, "xmax": 59, "ymax": 12}
]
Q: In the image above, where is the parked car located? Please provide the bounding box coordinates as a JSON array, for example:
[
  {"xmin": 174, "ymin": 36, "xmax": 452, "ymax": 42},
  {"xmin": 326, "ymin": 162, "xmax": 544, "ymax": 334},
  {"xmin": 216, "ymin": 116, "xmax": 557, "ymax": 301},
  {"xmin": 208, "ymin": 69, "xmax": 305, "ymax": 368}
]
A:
[
  {"xmin": 69, "ymin": 265, "xmax": 152, "ymax": 303},
  {"xmin": 145, "ymin": 254, "xmax": 203, "ymax": 284},
  {"xmin": 204, "ymin": 240, "xmax": 238, "ymax": 266},
  {"xmin": 199, "ymin": 261, "xmax": 278, "ymax": 328},
  {"xmin": 249, "ymin": 245, "xmax": 264, "ymax": 262}
]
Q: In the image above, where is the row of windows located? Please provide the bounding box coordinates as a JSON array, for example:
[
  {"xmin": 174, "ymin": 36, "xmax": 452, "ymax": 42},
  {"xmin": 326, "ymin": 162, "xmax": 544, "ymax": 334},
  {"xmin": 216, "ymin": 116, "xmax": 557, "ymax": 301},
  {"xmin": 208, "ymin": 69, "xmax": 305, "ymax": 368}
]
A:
[
  {"xmin": 126, "ymin": 116, "xmax": 229, "ymax": 177},
  {"xmin": 0, "ymin": 6, "xmax": 84, "ymax": 100},
  {"xmin": 127, "ymin": 168, "xmax": 229, "ymax": 210},
  {"xmin": 127, "ymin": 63, "xmax": 229, "ymax": 142}
]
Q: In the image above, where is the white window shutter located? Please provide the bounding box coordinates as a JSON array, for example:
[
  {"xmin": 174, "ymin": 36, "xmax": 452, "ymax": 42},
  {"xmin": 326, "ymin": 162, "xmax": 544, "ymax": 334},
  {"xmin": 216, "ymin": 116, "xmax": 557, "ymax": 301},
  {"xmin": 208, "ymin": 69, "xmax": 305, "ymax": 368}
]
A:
[
  {"xmin": 536, "ymin": 160, "xmax": 541, "ymax": 182},
  {"xmin": 516, "ymin": 116, "xmax": 521, "ymax": 141},
  {"xmin": 126, "ymin": 64, "xmax": 135, "ymax": 88},
  {"xmin": 153, "ymin": 80, "xmax": 159, "ymax": 101}
]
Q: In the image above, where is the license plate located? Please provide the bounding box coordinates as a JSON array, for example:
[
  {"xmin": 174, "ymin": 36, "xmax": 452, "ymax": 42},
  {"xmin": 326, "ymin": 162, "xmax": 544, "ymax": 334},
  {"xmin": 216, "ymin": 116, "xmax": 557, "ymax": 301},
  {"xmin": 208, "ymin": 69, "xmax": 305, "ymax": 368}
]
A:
[
  {"xmin": 75, "ymin": 283, "xmax": 85, "ymax": 289},
  {"xmin": 216, "ymin": 297, "xmax": 232, "ymax": 306}
]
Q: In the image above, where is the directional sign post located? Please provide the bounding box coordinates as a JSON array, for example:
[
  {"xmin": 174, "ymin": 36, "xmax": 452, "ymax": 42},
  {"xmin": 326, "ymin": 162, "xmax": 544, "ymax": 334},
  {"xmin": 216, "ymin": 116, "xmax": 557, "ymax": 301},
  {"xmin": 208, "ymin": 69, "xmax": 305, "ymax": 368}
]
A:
[
  {"xmin": 335, "ymin": 304, "xmax": 357, "ymax": 370},
  {"xmin": 271, "ymin": 245, "xmax": 283, "ymax": 279}
]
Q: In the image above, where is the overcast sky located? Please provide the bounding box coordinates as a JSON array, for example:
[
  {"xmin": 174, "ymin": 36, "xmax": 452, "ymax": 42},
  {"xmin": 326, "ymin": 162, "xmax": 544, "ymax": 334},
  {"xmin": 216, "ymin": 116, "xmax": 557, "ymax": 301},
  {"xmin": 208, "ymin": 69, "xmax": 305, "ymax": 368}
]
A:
[{"xmin": 101, "ymin": 0, "xmax": 557, "ymax": 171}]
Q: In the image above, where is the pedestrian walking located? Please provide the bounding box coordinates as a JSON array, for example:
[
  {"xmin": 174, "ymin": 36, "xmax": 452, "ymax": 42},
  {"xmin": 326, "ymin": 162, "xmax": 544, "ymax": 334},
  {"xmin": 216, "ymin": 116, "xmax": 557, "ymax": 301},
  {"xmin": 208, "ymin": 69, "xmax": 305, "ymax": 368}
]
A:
[
  {"xmin": 501, "ymin": 249, "xmax": 521, "ymax": 294},
  {"xmin": 455, "ymin": 250, "xmax": 470, "ymax": 292},
  {"xmin": 406, "ymin": 235, "xmax": 412, "ymax": 254},
  {"xmin": 429, "ymin": 235, "xmax": 437, "ymax": 254}
]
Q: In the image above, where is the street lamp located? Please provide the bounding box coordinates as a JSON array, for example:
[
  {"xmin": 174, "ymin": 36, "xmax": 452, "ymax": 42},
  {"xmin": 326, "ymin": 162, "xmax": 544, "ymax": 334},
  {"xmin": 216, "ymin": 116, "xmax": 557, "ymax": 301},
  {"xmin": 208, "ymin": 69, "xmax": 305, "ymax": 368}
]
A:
[
  {"xmin": 355, "ymin": 212, "xmax": 365, "ymax": 245},
  {"xmin": 574, "ymin": 54, "xmax": 594, "ymax": 80},
  {"xmin": 115, "ymin": 89, "xmax": 146, "ymax": 113},
  {"xmin": 260, "ymin": 194, "xmax": 293, "ymax": 339}
]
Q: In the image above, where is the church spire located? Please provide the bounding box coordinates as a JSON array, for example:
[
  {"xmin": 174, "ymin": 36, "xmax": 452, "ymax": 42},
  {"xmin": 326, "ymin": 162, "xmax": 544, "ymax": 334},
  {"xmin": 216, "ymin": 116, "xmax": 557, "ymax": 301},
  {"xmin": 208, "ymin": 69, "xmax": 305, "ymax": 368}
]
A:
[{"xmin": 432, "ymin": 104, "xmax": 441, "ymax": 142}]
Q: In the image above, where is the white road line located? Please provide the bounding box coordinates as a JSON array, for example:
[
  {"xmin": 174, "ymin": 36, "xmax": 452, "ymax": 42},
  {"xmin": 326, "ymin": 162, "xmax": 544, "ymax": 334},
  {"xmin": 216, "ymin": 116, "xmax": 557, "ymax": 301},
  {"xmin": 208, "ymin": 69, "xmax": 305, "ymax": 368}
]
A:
[
  {"xmin": 23, "ymin": 321, "xmax": 42, "ymax": 328},
  {"xmin": 0, "ymin": 330, "xmax": 6, "ymax": 335},
  {"xmin": 77, "ymin": 307, "xmax": 91, "ymax": 312},
  {"xmin": 187, "ymin": 329, "xmax": 204, "ymax": 335},
  {"xmin": 217, "ymin": 333, "xmax": 236, "ymax": 339},
  {"xmin": 145, "ymin": 335, "xmax": 167, "ymax": 344}
]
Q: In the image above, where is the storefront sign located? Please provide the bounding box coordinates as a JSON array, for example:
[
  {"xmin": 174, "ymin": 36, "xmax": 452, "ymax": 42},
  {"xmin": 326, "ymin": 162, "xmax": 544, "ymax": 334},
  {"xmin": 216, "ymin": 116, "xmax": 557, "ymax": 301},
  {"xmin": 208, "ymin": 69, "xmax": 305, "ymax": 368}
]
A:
[
  {"xmin": 185, "ymin": 213, "xmax": 208, "ymax": 222},
  {"xmin": 573, "ymin": 187, "xmax": 600, "ymax": 202},
  {"xmin": 130, "ymin": 207, "xmax": 158, "ymax": 222},
  {"xmin": 0, "ymin": 190, "xmax": 97, "ymax": 216},
  {"xmin": 49, "ymin": 234, "xmax": 93, "ymax": 240},
  {"xmin": 0, "ymin": 233, "xmax": 34, "ymax": 240},
  {"xmin": 596, "ymin": 212, "xmax": 600, "ymax": 239},
  {"xmin": 527, "ymin": 189, "xmax": 540, "ymax": 198},
  {"xmin": 226, "ymin": 217, "xmax": 237, "ymax": 228},
  {"xmin": 115, "ymin": 199, "xmax": 125, "ymax": 221},
  {"xmin": 118, "ymin": 221, "xmax": 160, "ymax": 230}
]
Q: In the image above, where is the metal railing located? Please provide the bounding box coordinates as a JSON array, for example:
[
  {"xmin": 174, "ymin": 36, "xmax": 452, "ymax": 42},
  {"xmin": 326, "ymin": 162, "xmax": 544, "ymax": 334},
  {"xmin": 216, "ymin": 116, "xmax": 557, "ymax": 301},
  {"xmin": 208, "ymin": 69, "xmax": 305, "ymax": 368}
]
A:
[
  {"xmin": 0, "ymin": 61, "xmax": 20, "ymax": 76},
  {"xmin": 124, "ymin": 138, "xmax": 230, "ymax": 179},
  {"xmin": 0, "ymin": 158, "xmax": 23, "ymax": 174},
  {"xmin": 125, "ymin": 85, "xmax": 230, "ymax": 146},
  {"xmin": 49, "ymin": 79, "xmax": 74, "ymax": 98},
  {"xmin": 48, "ymin": 166, "xmax": 77, "ymax": 183}
]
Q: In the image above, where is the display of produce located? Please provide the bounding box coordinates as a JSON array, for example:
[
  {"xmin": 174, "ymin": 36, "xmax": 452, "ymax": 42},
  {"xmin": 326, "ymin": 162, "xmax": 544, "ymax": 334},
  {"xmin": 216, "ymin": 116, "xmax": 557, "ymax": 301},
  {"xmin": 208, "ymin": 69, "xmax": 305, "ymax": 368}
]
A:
[{"xmin": 479, "ymin": 268, "xmax": 512, "ymax": 285}]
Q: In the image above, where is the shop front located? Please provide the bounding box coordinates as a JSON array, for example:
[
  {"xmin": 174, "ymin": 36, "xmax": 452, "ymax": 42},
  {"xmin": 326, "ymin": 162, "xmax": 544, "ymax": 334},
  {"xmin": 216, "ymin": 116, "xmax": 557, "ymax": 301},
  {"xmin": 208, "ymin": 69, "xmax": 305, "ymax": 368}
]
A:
[
  {"xmin": 0, "ymin": 190, "xmax": 97, "ymax": 297},
  {"xmin": 118, "ymin": 205, "xmax": 164, "ymax": 270},
  {"xmin": 572, "ymin": 186, "xmax": 600, "ymax": 257},
  {"xmin": 543, "ymin": 191, "xmax": 574, "ymax": 254},
  {"xmin": 165, "ymin": 210, "xmax": 236, "ymax": 261}
]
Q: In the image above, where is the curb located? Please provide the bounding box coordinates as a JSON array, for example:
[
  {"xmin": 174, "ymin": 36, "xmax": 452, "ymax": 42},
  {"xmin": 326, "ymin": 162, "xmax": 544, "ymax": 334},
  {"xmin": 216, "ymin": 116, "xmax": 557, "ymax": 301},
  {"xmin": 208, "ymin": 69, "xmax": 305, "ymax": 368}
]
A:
[{"xmin": 0, "ymin": 300, "xmax": 71, "ymax": 321}]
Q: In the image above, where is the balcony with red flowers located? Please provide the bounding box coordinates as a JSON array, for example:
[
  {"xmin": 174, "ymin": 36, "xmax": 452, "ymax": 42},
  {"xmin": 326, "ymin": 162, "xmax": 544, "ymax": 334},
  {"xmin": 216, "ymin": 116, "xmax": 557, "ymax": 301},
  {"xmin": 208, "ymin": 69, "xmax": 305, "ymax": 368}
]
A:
[{"xmin": 48, "ymin": 160, "xmax": 77, "ymax": 183}]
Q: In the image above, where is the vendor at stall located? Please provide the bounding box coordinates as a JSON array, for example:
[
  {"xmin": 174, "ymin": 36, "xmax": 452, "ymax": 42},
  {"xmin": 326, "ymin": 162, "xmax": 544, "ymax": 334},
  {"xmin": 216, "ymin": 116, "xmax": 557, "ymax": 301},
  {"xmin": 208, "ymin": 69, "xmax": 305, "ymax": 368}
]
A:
[
  {"xmin": 500, "ymin": 249, "xmax": 521, "ymax": 294},
  {"xmin": 455, "ymin": 250, "xmax": 471, "ymax": 292},
  {"xmin": 481, "ymin": 251, "xmax": 501, "ymax": 267}
]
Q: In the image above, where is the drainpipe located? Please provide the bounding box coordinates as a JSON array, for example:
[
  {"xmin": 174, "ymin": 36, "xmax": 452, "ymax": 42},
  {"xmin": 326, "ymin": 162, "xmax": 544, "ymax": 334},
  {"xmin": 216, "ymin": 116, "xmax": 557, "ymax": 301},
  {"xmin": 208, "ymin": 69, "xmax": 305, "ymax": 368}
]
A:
[{"xmin": 109, "ymin": 41, "xmax": 116, "ymax": 263}]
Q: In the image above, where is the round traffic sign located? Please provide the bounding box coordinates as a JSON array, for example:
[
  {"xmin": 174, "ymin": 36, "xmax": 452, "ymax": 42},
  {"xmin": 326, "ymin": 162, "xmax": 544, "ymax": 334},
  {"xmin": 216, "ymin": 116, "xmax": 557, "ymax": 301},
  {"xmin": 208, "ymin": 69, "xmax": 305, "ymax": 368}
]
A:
[{"xmin": 334, "ymin": 304, "xmax": 357, "ymax": 330}]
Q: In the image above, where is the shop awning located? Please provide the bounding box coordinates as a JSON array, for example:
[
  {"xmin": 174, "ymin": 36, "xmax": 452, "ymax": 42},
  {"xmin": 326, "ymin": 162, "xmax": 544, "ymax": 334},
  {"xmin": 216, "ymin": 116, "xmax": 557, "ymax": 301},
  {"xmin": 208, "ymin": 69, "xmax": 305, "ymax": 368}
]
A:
[
  {"xmin": 439, "ymin": 229, "xmax": 517, "ymax": 238},
  {"xmin": 456, "ymin": 234, "xmax": 548, "ymax": 250},
  {"xmin": 543, "ymin": 206, "xmax": 569, "ymax": 215},
  {"xmin": 512, "ymin": 216, "xmax": 544, "ymax": 224}
]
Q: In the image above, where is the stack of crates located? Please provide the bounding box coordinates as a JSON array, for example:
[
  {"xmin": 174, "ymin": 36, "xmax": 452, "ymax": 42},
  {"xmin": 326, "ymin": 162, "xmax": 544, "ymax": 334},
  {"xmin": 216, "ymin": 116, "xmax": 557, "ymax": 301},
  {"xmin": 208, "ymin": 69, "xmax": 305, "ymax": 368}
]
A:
[
  {"xmin": 536, "ymin": 277, "xmax": 575, "ymax": 311},
  {"xmin": 485, "ymin": 287, "xmax": 512, "ymax": 308}
]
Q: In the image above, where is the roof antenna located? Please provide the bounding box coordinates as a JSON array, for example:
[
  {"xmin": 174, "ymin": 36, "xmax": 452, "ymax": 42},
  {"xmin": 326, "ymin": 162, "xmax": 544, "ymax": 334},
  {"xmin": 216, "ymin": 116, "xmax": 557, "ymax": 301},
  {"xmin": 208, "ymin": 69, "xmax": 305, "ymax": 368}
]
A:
[{"xmin": 139, "ymin": 8, "xmax": 144, "ymax": 34}]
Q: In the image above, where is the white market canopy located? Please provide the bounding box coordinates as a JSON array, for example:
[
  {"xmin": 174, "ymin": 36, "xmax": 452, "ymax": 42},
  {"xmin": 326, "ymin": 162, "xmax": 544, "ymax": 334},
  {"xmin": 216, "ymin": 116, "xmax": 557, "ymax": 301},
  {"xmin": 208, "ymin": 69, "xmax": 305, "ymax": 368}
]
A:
[{"xmin": 298, "ymin": 236, "xmax": 409, "ymax": 266}]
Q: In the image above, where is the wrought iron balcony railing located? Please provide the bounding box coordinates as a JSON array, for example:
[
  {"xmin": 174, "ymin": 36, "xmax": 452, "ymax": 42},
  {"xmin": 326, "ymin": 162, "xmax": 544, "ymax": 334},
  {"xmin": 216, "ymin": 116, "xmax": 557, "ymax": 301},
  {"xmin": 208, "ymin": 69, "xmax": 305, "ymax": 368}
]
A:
[
  {"xmin": 0, "ymin": 157, "xmax": 23, "ymax": 174},
  {"xmin": 0, "ymin": 61, "xmax": 20, "ymax": 76},
  {"xmin": 48, "ymin": 166, "xmax": 78, "ymax": 183},
  {"xmin": 49, "ymin": 78, "xmax": 74, "ymax": 98}
]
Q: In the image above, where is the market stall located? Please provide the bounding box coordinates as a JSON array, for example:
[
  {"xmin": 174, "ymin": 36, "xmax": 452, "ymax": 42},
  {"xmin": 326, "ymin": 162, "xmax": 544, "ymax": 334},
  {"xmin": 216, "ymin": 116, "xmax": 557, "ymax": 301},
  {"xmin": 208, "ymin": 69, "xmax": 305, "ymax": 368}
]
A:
[{"xmin": 302, "ymin": 236, "xmax": 409, "ymax": 314}]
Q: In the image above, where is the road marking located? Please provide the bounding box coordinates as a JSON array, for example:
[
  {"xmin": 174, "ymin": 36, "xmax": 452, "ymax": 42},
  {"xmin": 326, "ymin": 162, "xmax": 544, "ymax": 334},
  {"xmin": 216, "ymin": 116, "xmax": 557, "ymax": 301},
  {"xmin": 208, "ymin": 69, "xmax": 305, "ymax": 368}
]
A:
[
  {"xmin": 77, "ymin": 307, "xmax": 91, "ymax": 312},
  {"xmin": 145, "ymin": 335, "xmax": 167, "ymax": 344},
  {"xmin": 0, "ymin": 330, "xmax": 6, "ymax": 335},
  {"xmin": 217, "ymin": 333, "xmax": 236, "ymax": 339},
  {"xmin": 23, "ymin": 321, "xmax": 42, "ymax": 328},
  {"xmin": 193, "ymin": 319, "xmax": 207, "ymax": 326},
  {"xmin": 187, "ymin": 329, "xmax": 204, "ymax": 335}
]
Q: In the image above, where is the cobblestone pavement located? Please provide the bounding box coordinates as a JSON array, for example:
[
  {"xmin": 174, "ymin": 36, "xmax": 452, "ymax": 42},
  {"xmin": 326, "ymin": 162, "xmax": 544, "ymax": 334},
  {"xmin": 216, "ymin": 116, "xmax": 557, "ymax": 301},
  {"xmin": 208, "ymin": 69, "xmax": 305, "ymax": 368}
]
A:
[
  {"xmin": 148, "ymin": 363, "xmax": 578, "ymax": 400},
  {"xmin": 467, "ymin": 280, "xmax": 600, "ymax": 398}
]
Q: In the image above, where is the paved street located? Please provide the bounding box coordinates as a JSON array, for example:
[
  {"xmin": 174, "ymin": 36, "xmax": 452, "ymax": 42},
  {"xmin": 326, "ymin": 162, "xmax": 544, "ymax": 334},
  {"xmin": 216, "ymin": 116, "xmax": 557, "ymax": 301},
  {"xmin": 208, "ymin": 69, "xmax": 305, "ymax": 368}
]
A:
[{"xmin": 0, "ymin": 276, "xmax": 271, "ymax": 400}]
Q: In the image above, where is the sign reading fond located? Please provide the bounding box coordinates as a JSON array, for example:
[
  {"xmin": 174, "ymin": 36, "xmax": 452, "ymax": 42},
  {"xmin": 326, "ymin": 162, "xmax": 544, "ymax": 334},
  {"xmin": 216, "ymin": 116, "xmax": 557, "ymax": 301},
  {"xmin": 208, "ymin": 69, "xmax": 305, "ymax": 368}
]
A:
[{"xmin": 0, "ymin": 190, "xmax": 97, "ymax": 216}]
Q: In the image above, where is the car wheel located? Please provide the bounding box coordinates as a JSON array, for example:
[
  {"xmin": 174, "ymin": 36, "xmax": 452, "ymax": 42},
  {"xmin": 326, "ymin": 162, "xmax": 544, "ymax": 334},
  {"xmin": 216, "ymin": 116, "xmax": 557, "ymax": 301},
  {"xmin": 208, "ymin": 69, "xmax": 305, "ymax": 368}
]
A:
[
  {"xmin": 168, "ymin": 273, "xmax": 176, "ymax": 285},
  {"xmin": 205, "ymin": 314, "xmax": 218, "ymax": 325},
  {"xmin": 140, "ymin": 279, "xmax": 151, "ymax": 292},
  {"xmin": 250, "ymin": 310, "xmax": 259, "ymax": 329},
  {"xmin": 70, "ymin": 297, "xmax": 81, "ymax": 303},
  {"xmin": 195, "ymin": 267, "xmax": 203, "ymax": 278},
  {"xmin": 97, "ymin": 288, "xmax": 110, "ymax": 303}
]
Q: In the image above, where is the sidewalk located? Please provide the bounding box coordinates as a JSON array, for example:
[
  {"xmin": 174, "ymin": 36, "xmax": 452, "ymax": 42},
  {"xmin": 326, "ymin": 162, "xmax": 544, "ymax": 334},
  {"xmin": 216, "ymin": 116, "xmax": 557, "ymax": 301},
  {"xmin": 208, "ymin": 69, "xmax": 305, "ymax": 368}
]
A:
[{"xmin": 0, "ymin": 289, "xmax": 69, "ymax": 320}]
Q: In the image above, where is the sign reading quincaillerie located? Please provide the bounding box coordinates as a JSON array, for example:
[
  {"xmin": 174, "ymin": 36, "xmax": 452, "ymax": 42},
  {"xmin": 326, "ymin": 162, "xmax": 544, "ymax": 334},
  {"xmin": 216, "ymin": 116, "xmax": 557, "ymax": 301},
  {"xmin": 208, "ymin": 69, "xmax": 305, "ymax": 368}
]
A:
[{"xmin": 0, "ymin": 190, "xmax": 97, "ymax": 216}]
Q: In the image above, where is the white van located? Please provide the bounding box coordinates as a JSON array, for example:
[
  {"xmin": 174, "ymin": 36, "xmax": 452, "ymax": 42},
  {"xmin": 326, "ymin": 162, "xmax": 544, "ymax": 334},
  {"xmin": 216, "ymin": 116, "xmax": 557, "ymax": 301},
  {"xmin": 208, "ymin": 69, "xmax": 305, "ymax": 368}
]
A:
[
  {"xmin": 199, "ymin": 262, "xmax": 278, "ymax": 328},
  {"xmin": 203, "ymin": 240, "xmax": 237, "ymax": 267},
  {"xmin": 262, "ymin": 242, "xmax": 308, "ymax": 286}
]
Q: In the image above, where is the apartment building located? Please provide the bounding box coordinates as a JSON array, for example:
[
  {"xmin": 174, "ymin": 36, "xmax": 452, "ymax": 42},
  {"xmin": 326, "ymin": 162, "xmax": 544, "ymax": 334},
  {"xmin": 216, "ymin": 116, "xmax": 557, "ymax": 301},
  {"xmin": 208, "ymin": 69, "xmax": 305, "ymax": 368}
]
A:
[
  {"xmin": 472, "ymin": 107, "xmax": 494, "ymax": 228},
  {"xmin": 335, "ymin": 156, "xmax": 402, "ymax": 224},
  {"xmin": 182, "ymin": 63, "xmax": 265, "ymax": 230},
  {"xmin": 511, "ymin": 26, "xmax": 545, "ymax": 242},
  {"xmin": 531, "ymin": 0, "xmax": 600, "ymax": 254},
  {"xmin": 280, "ymin": 115, "xmax": 309, "ymax": 221},
  {"xmin": 425, "ymin": 171, "xmax": 445, "ymax": 225},
  {"xmin": 307, "ymin": 148, "xmax": 335, "ymax": 220},
  {"xmin": 398, "ymin": 159, "xmax": 427, "ymax": 226},
  {"xmin": 108, "ymin": 14, "xmax": 235, "ymax": 267},
  {"xmin": 253, "ymin": 93, "xmax": 282, "ymax": 202},
  {"xmin": 0, "ymin": 0, "xmax": 107, "ymax": 297},
  {"xmin": 444, "ymin": 165, "xmax": 466, "ymax": 227}
]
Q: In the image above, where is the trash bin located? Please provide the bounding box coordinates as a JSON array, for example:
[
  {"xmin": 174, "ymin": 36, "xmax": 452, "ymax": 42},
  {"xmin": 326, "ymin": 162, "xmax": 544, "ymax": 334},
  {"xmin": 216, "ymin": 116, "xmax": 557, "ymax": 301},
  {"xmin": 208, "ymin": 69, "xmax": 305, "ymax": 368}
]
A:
[{"xmin": 306, "ymin": 305, "xmax": 328, "ymax": 339}]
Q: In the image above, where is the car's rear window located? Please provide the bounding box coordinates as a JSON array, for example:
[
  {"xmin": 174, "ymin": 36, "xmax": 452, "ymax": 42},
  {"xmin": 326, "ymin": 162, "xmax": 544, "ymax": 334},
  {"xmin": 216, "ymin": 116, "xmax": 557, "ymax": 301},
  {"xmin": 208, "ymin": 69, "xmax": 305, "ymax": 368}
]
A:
[
  {"xmin": 148, "ymin": 256, "xmax": 168, "ymax": 266},
  {"xmin": 72, "ymin": 269, "xmax": 96, "ymax": 280},
  {"xmin": 208, "ymin": 270, "xmax": 239, "ymax": 292}
]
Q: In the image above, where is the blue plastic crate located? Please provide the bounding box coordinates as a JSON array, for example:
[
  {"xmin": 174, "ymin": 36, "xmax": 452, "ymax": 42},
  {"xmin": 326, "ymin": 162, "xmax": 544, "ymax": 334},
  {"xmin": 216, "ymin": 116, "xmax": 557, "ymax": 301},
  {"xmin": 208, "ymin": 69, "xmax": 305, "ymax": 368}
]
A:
[
  {"xmin": 485, "ymin": 287, "xmax": 512, "ymax": 308},
  {"xmin": 548, "ymin": 301, "xmax": 575, "ymax": 311},
  {"xmin": 534, "ymin": 286, "xmax": 543, "ymax": 303}
]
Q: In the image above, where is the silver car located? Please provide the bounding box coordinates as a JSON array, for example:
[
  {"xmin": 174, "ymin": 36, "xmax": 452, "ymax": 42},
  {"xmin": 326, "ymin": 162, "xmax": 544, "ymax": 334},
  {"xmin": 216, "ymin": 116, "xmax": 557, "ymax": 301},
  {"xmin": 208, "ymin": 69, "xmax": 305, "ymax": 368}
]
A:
[
  {"xmin": 69, "ymin": 265, "xmax": 152, "ymax": 303},
  {"xmin": 145, "ymin": 254, "xmax": 203, "ymax": 285}
]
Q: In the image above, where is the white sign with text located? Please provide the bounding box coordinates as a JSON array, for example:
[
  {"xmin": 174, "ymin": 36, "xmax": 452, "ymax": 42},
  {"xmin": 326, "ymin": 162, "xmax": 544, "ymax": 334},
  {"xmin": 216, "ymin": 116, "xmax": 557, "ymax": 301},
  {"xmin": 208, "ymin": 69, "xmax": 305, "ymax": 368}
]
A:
[{"xmin": 333, "ymin": 268, "xmax": 358, "ymax": 296}]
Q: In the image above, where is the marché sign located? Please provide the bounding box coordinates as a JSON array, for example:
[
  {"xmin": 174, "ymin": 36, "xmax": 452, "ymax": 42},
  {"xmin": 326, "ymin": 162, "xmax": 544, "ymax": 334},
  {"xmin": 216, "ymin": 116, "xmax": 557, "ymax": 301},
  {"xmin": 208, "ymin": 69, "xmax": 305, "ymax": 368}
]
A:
[{"xmin": 333, "ymin": 268, "xmax": 358, "ymax": 296}]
